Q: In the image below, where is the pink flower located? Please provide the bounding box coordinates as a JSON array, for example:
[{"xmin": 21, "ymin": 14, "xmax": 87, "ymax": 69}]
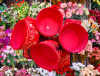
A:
[
  {"xmin": 60, "ymin": 3, "xmax": 67, "ymax": 8},
  {"xmin": 7, "ymin": 59, "xmax": 10, "ymax": 63},
  {"xmin": 0, "ymin": 49, "xmax": 3, "ymax": 52},
  {"xmin": 8, "ymin": 33, "xmax": 11, "ymax": 37},
  {"xmin": 25, "ymin": 63, "xmax": 27, "ymax": 65},
  {"xmin": 0, "ymin": 55, "xmax": 2, "ymax": 58},
  {"xmin": 3, "ymin": 49, "xmax": 9, "ymax": 54},
  {"xmin": 91, "ymin": 39, "xmax": 96, "ymax": 42},
  {"xmin": 59, "ymin": 9, "xmax": 64, "ymax": 13},
  {"xmin": 87, "ymin": 47, "xmax": 92, "ymax": 52},
  {"xmin": 72, "ymin": 9, "xmax": 76, "ymax": 13},
  {"xmin": 5, "ymin": 68, "xmax": 8, "ymax": 70},
  {"xmin": 10, "ymin": 49, "xmax": 14, "ymax": 54},
  {"xmin": 6, "ymin": 46, "xmax": 11, "ymax": 50},
  {"xmin": 95, "ymin": 56, "xmax": 99, "ymax": 60},
  {"xmin": 95, "ymin": 31, "xmax": 100, "ymax": 36},
  {"xmin": 28, "ymin": 59, "xmax": 32, "ymax": 62},
  {"xmin": 1, "ymin": 60, "xmax": 4, "ymax": 63},
  {"xmin": 76, "ymin": 11, "xmax": 79, "ymax": 15},
  {"xmin": 79, "ymin": 10, "xmax": 84, "ymax": 15},
  {"xmin": 3, "ymin": 66, "xmax": 6, "ymax": 68},
  {"xmin": 15, "ymin": 59, "xmax": 17, "ymax": 62},
  {"xmin": 7, "ymin": 55, "xmax": 9, "ymax": 57},
  {"xmin": 81, "ymin": 5, "xmax": 84, "ymax": 9},
  {"xmin": 73, "ymin": 3, "xmax": 77, "ymax": 7},
  {"xmin": 3, "ymin": 54, "xmax": 6, "ymax": 60},
  {"xmin": 96, "ymin": 35, "xmax": 99, "ymax": 40},
  {"xmin": 13, "ymin": 53, "xmax": 16, "ymax": 56},
  {"xmin": 88, "ymin": 40, "xmax": 92, "ymax": 45},
  {"xmin": 78, "ymin": 50, "xmax": 85, "ymax": 55},
  {"xmin": 67, "ymin": 8, "xmax": 71, "ymax": 12},
  {"xmin": 67, "ymin": 2, "xmax": 72, "ymax": 6},
  {"xmin": 66, "ymin": 12, "xmax": 72, "ymax": 18}
]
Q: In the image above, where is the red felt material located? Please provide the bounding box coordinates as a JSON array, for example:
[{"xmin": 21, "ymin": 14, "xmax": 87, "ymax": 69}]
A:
[
  {"xmin": 64, "ymin": 19, "xmax": 81, "ymax": 25},
  {"xmin": 31, "ymin": 40, "xmax": 60, "ymax": 70},
  {"xmin": 11, "ymin": 19, "xmax": 39, "ymax": 50},
  {"xmin": 58, "ymin": 50, "xmax": 70, "ymax": 66},
  {"xmin": 24, "ymin": 16, "xmax": 36, "ymax": 26},
  {"xmin": 36, "ymin": 8, "xmax": 63, "ymax": 37},
  {"xmin": 59, "ymin": 23, "xmax": 88, "ymax": 53},
  {"xmin": 11, "ymin": 20, "xmax": 27, "ymax": 50}
]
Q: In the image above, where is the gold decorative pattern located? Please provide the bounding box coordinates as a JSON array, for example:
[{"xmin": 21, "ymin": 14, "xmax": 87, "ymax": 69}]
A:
[{"xmin": 21, "ymin": 23, "xmax": 39, "ymax": 49}]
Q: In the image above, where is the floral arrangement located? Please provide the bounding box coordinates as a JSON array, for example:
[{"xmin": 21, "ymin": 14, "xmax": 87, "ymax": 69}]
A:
[
  {"xmin": 0, "ymin": 1, "xmax": 49, "ymax": 28},
  {"xmin": 89, "ymin": 9, "xmax": 100, "ymax": 25},
  {"xmin": 15, "ymin": 50, "xmax": 35, "ymax": 68},
  {"xmin": 58, "ymin": 2, "xmax": 89, "ymax": 20},
  {"xmin": 91, "ymin": 31, "xmax": 100, "ymax": 47},
  {"xmin": 73, "ymin": 40, "xmax": 92, "ymax": 64},
  {"xmin": 71, "ymin": 62, "xmax": 85, "ymax": 76},
  {"xmin": 0, "ymin": 66, "xmax": 56, "ymax": 76},
  {"xmin": 0, "ymin": 46, "xmax": 17, "ymax": 67},
  {"xmin": 0, "ymin": 1, "xmax": 29, "ymax": 27},
  {"xmin": 0, "ymin": 26, "xmax": 11, "ymax": 48},
  {"xmin": 0, "ymin": 26, "xmax": 36, "ymax": 69},
  {"xmin": 0, "ymin": 1, "xmax": 100, "ymax": 76},
  {"xmin": 79, "ymin": 64, "xmax": 100, "ymax": 76},
  {"xmin": 73, "ymin": 18, "xmax": 98, "ymax": 63},
  {"xmin": 28, "ymin": 2, "xmax": 50, "ymax": 18},
  {"xmin": 0, "ymin": 3, "xmax": 7, "ymax": 24},
  {"xmin": 89, "ymin": 47, "xmax": 100, "ymax": 65},
  {"xmin": 55, "ymin": 66, "xmax": 75, "ymax": 76},
  {"xmin": 95, "ymin": 64, "xmax": 100, "ymax": 73},
  {"xmin": 81, "ymin": 18, "xmax": 99, "ymax": 34}
]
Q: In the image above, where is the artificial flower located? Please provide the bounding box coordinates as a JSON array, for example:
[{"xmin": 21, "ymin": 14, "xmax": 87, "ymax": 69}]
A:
[
  {"xmin": 67, "ymin": 2, "xmax": 72, "ymax": 6},
  {"xmin": 66, "ymin": 12, "xmax": 72, "ymax": 18},
  {"xmin": 73, "ymin": 3, "xmax": 77, "ymax": 7},
  {"xmin": 76, "ymin": 11, "xmax": 79, "ymax": 15},
  {"xmin": 60, "ymin": 3, "xmax": 67, "ymax": 8}
]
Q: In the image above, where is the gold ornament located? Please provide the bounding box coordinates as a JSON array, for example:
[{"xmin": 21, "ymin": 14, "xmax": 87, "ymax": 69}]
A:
[{"xmin": 0, "ymin": 0, "xmax": 3, "ymax": 3}]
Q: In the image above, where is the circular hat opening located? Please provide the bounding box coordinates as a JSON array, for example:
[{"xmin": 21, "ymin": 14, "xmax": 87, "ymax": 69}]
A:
[
  {"xmin": 11, "ymin": 20, "xmax": 27, "ymax": 50},
  {"xmin": 59, "ymin": 23, "xmax": 88, "ymax": 53},
  {"xmin": 31, "ymin": 43, "xmax": 60, "ymax": 70},
  {"xmin": 36, "ymin": 8, "xmax": 63, "ymax": 36}
]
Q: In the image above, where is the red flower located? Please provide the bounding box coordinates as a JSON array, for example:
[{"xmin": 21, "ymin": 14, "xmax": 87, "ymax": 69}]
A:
[
  {"xmin": 63, "ymin": 67, "xmax": 68, "ymax": 73},
  {"xmin": 16, "ymin": 0, "xmax": 18, "ymax": 1},
  {"xmin": 90, "ymin": 16, "xmax": 96, "ymax": 21},
  {"xmin": 67, "ymin": 66, "xmax": 71, "ymax": 71},
  {"xmin": 95, "ymin": 9, "xmax": 99, "ymax": 13},
  {"xmin": 17, "ymin": 3, "xmax": 21, "ymax": 7},
  {"xmin": 97, "ymin": 17, "xmax": 100, "ymax": 24},
  {"xmin": 89, "ymin": 9, "xmax": 95, "ymax": 14}
]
